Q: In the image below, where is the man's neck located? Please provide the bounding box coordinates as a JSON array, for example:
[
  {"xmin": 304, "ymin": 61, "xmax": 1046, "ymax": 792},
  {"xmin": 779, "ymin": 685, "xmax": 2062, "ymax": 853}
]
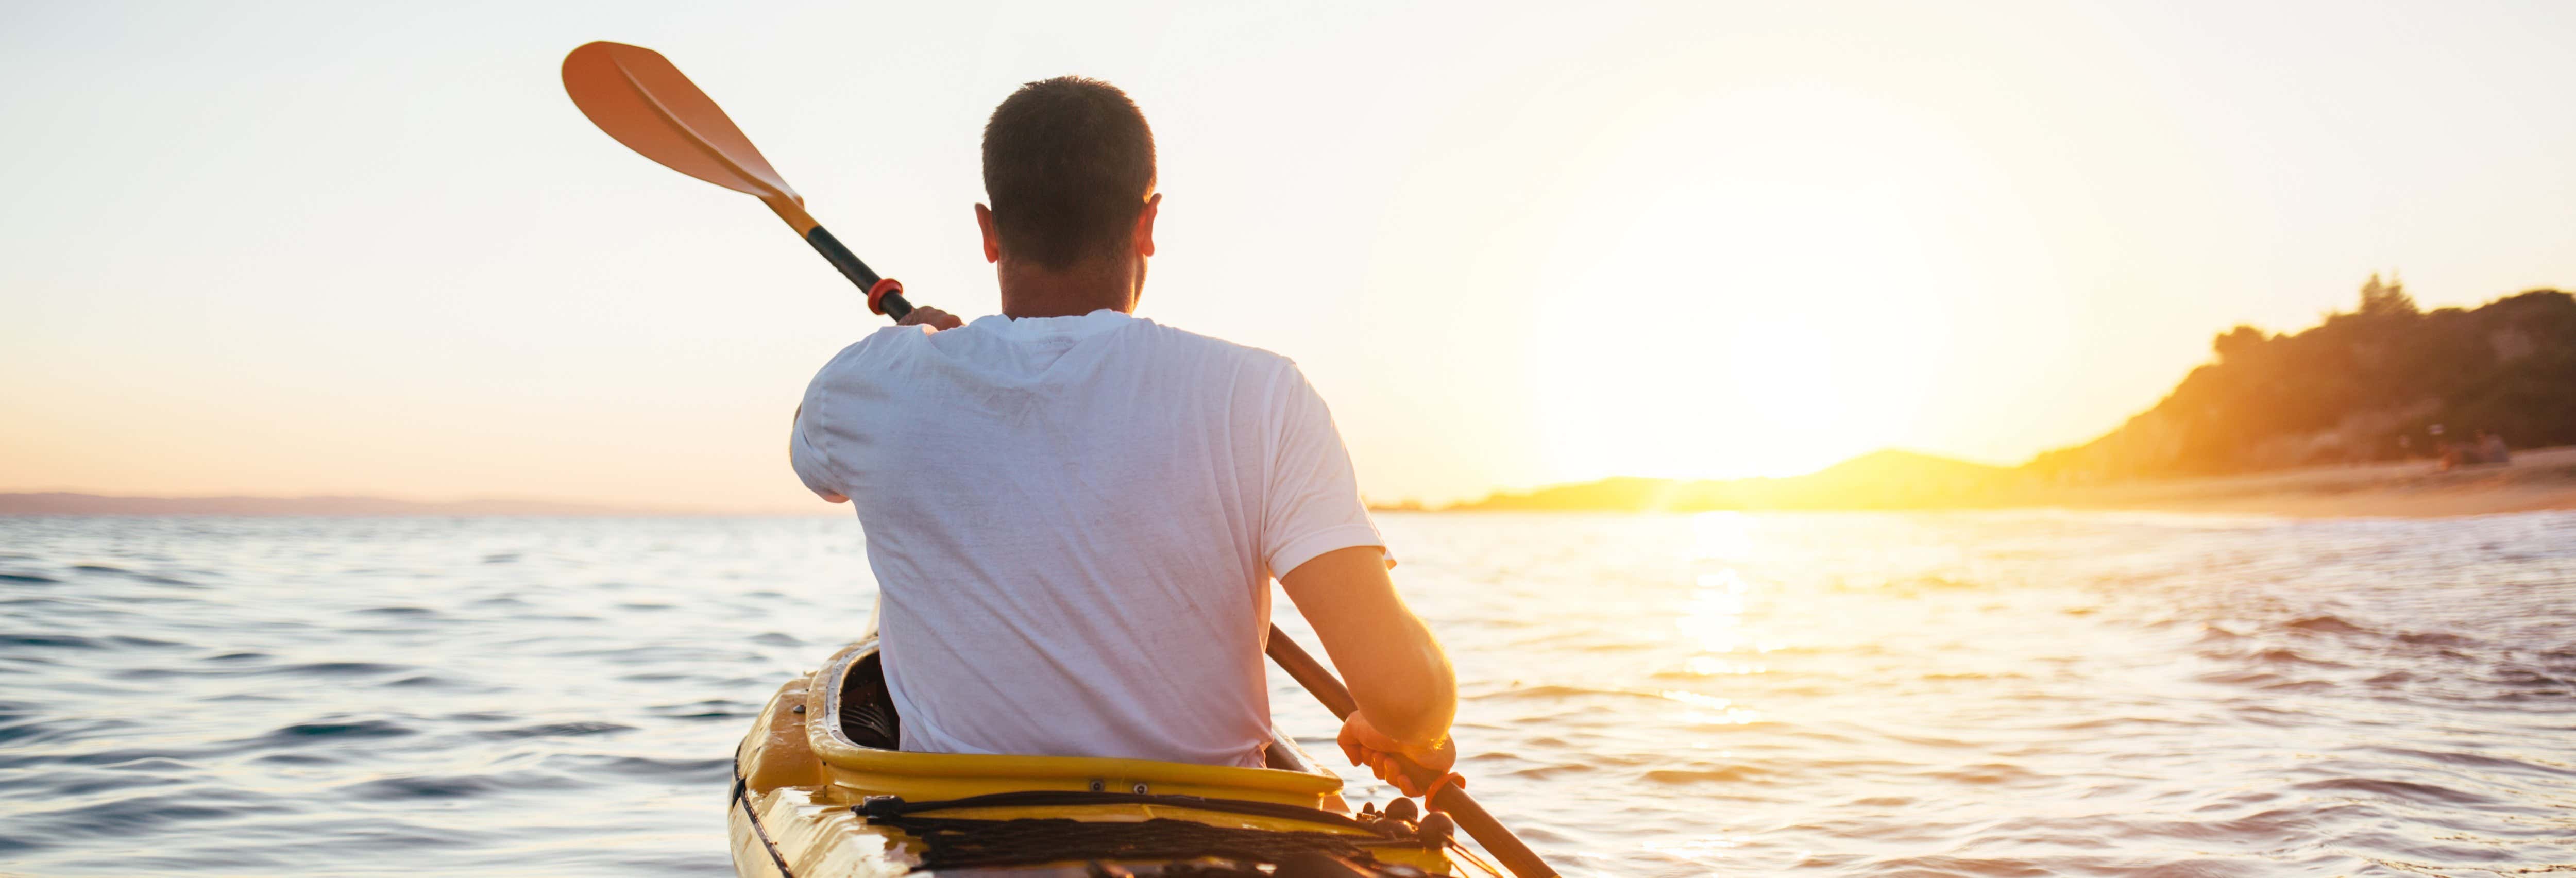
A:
[{"xmin": 996, "ymin": 258, "xmax": 1138, "ymax": 318}]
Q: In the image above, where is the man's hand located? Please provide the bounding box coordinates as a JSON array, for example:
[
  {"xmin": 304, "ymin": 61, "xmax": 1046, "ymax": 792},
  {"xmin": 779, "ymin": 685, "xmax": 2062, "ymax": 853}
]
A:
[
  {"xmin": 1338, "ymin": 712, "xmax": 1458, "ymax": 798},
  {"xmin": 899, "ymin": 306, "xmax": 963, "ymax": 331}
]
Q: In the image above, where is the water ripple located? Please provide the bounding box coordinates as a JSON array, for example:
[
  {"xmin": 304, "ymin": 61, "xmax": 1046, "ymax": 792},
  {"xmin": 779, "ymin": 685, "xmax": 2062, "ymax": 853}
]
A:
[{"xmin": 2, "ymin": 512, "xmax": 2572, "ymax": 875}]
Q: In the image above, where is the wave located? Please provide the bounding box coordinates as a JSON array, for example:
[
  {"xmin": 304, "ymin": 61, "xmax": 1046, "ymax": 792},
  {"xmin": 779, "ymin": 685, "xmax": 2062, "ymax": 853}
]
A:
[{"xmin": 6, "ymin": 512, "xmax": 2574, "ymax": 876}]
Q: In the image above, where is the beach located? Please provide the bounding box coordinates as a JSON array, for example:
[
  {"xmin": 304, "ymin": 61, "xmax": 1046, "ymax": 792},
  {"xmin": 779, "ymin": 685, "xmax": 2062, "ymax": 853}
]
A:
[
  {"xmin": 1433, "ymin": 445, "xmax": 2576, "ymax": 519},
  {"xmin": 2042, "ymin": 445, "xmax": 2576, "ymax": 518}
]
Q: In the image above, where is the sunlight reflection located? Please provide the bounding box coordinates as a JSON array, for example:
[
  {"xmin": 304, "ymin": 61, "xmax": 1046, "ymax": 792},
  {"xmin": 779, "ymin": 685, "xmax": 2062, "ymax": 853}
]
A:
[
  {"xmin": 1678, "ymin": 567, "xmax": 1790, "ymax": 656},
  {"xmin": 1694, "ymin": 570, "xmax": 1749, "ymax": 595},
  {"xmin": 1677, "ymin": 602, "xmax": 1744, "ymax": 653},
  {"xmin": 1674, "ymin": 707, "xmax": 1767, "ymax": 727},
  {"xmin": 1682, "ymin": 656, "xmax": 1768, "ymax": 676},
  {"xmin": 1658, "ymin": 689, "xmax": 1733, "ymax": 710},
  {"xmin": 1691, "ymin": 512, "xmax": 1753, "ymax": 560},
  {"xmin": 1641, "ymin": 834, "xmax": 1751, "ymax": 859}
]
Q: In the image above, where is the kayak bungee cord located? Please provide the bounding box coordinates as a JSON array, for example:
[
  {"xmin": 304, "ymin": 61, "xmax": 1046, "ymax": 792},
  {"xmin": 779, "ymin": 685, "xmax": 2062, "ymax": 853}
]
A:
[{"xmin": 858, "ymin": 792, "xmax": 1448, "ymax": 873}]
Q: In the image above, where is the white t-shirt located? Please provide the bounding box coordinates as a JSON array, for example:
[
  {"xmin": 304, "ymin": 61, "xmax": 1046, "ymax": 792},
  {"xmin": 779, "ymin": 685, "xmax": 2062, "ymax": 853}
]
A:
[{"xmin": 791, "ymin": 309, "xmax": 1383, "ymax": 767}]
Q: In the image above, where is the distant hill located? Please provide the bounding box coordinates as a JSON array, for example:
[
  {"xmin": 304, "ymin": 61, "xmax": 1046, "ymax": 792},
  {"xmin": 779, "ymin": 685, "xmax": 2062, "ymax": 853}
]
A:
[
  {"xmin": 0, "ymin": 493, "xmax": 684, "ymax": 516},
  {"xmin": 2027, "ymin": 281, "xmax": 2575, "ymax": 482},
  {"xmin": 1447, "ymin": 279, "xmax": 2576, "ymax": 512},
  {"xmin": 1452, "ymin": 449, "xmax": 2016, "ymax": 512}
]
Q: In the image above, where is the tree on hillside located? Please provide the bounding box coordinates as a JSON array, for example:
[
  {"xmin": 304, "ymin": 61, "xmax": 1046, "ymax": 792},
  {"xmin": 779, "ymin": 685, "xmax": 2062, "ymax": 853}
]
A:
[
  {"xmin": 2359, "ymin": 272, "xmax": 2419, "ymax": 317},
  {"xmin": 2212, "ymin": 325, "xmax": 2267, "ymax": 363}
]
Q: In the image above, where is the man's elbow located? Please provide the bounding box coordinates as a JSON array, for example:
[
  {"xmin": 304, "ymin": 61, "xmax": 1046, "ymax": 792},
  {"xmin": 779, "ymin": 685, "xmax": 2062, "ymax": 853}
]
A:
[
  {"xmin": 1375, "ymin": 684, "xmax": 1457, "ymax": 746},
  {"xmin": 1355, "ymin": 651, "xmax": 1459, "ymax": 745}
]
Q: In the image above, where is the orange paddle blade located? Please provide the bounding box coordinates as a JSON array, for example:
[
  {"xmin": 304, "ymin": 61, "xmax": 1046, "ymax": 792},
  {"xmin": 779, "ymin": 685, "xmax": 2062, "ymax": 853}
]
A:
[{"xmin": 562, "ymin": 41, "xmax": 801, "ymax": 205}]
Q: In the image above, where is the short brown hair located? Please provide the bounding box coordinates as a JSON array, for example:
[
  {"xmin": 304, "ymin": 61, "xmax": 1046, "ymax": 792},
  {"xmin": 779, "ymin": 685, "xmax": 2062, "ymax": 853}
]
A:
[{"xmin": 980, "ymin": 76, "xmax": 1157, "ymax": 270}]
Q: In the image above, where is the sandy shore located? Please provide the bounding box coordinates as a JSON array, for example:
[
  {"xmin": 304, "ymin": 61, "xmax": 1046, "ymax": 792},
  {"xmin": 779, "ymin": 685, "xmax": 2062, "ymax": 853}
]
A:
[{"xmin": 2038, "ymin": 445, "xmax": 2576, "ymax": 518}]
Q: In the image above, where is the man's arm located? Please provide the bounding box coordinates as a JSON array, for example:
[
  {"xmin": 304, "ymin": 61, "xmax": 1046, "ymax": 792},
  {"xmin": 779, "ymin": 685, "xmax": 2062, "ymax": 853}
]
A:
[
  {"xmin": 791, "ymin": 404, "xmax": 850, "ymax": 504},
  {"xmin": 1280, "ymin": 545, "xmax": 1458, "ymax": 780},
  {"xmin": 789, "ymin": 308, "xmax": 962, "ymax": 505}
]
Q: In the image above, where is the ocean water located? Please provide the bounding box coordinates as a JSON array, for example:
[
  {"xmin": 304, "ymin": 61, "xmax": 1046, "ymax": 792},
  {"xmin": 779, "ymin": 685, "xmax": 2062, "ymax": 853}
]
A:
[{"xmin": 2, "ymin": 511, "xmax": 2573, "ymax": 876}]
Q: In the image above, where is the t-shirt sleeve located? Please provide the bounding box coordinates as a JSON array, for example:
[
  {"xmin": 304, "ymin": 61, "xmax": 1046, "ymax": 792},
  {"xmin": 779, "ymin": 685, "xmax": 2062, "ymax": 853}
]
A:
[
  {"xmin": 1260, "ymin": 363, "xmax": 1386, "ymax": 579},
  {"xmin": 789, "ymin": 367, "xmax": 846, "ymax": 501}
]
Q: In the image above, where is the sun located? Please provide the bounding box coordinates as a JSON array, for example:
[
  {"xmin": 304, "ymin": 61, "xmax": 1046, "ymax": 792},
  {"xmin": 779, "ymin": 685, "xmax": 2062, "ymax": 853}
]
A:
[
  {"xmin": 1520, "ymin": 84, "xmax": 2009, "ymax": 483},
  {"xmin": 1719, "ymin": 317, "xmax": 1851, "ymax": 446}
]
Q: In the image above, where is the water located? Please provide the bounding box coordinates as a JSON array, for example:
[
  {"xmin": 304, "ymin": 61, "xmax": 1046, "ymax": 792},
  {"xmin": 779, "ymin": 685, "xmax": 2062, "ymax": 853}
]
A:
[{"xmin": 3, "ymin": 512, "xmax": 2573, "ymax": 876}]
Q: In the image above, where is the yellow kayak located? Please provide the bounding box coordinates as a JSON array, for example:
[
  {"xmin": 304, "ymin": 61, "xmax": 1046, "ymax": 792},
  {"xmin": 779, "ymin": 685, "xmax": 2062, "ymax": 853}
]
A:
[{"xmin": 730, "ymin": 637, "xmax": 1505, "ymax": 877}]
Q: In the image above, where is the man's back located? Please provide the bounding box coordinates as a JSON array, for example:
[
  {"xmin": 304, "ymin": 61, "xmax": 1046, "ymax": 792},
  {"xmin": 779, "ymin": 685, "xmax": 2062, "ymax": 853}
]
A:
[{"xmin": 791, "ymin": 309, "xmax": 1381, "ymax": 767}]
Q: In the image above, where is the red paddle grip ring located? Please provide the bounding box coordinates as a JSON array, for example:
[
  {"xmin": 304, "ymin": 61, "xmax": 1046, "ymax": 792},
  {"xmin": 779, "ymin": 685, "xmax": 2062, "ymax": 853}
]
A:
[
  {"xmin": 1426, "ymin": 772, "xmax": 1466, "ymax": 806},
  {"xmin": 866, "ymin": 278, "xmax": 905, "ymax": 316}
]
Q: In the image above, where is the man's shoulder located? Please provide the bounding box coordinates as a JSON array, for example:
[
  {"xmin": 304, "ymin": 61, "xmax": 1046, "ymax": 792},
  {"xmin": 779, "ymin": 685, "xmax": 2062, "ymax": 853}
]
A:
[
  {"xmin": 1125, "ymin": 319, "xmax": 1299, "ymax": 373},
  {"xmin": 821, "ymin": 325, "xmax": 928, "ymax": 365},
  {"xmin": 803, "ymin": 326, "xmax": 929, "ymax": 391}
]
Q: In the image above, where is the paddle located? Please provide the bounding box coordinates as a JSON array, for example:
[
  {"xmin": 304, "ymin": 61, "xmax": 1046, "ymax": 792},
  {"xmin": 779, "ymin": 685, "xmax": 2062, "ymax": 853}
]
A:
[
  {"xmin": 1267, "ymin": 626, "xmax": 1559, "ymax": 877},
  {"xmin": 561, "ymin": 41, "xmax": 918, "ymax": 320},
  {"xmin": 566, "ymin": 39, "xmax": 1552, "ymax": 877}
]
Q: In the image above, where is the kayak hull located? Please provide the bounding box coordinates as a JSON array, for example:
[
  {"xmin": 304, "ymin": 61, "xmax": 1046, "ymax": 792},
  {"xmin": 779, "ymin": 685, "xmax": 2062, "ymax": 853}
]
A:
[{"xmin": 727, "ymin": 638, "xmax": 1499, "ymax": 876}]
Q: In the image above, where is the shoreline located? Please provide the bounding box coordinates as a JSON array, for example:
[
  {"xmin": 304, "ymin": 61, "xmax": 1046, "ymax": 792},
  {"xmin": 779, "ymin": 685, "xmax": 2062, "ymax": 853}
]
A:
[
  {"xmin": 1399, "ymin": 446, "xmax": 2576, "ymax": 519},
  {"xmin": 2025, "ymin": 445, "xmax": 2576, "ymax": 519}
]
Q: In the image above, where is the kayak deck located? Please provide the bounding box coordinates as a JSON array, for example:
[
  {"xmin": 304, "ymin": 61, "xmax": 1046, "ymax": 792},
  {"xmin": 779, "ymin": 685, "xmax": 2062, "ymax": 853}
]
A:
[{"xmin": 729, "ymin": 638, "xmax": 1501, "ymax": 876}]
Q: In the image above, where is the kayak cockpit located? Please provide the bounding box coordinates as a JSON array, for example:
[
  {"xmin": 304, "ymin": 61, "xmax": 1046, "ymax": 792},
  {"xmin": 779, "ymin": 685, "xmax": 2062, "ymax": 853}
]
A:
[
  {"xmin": 829, "ymin": 647, "xmax": 1333, "ymax": 779},
  {"xmin": 731, "ymin": 638, "xmax": 1496, "ymax": 876},
  {"xmin": 786, "ymin": 638, "xmax": 1346, "ymax": 806}
]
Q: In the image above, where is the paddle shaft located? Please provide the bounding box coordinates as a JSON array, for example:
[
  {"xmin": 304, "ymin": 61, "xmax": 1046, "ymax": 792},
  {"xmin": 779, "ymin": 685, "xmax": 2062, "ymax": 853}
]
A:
[
  {"xmin": 801, "ymin": 223, "xmax": 912, "ymax": 321},
  {"xmin": 1265, "ymin": 624, "xmax": 1559, "ymax": 878}
]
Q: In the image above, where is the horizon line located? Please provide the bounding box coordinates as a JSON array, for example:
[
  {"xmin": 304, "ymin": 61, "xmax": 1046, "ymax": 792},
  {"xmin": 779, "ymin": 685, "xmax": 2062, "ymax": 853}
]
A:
[
  {"xmin": 6, "ymin": 447, "xmax": 2005, "ymax": 516},
  {"xmin": 0, "ymin": 491, "xmax": 837, "ymax": 518}
]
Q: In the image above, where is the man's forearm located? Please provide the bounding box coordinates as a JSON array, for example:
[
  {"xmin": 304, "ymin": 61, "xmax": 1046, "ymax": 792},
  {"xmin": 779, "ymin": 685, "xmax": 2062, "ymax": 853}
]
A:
[
  {"xmin": 1348, "ymin": 616, "xmax": 1457, "ymax": 746},
  {"xmin": 1281, "ymin": 546, "xmax": 1459, "ymax": 749}
]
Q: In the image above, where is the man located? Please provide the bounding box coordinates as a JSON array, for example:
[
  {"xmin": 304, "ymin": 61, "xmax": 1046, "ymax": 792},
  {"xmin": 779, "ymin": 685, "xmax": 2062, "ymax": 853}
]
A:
[{"xmin": 789, "ymin": 76, "xmax": 1456, "ymax": 794}]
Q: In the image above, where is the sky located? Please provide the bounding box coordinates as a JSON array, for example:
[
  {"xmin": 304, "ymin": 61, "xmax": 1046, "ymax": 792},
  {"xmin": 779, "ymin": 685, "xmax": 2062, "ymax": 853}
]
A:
[{"xmin": 4, "ymin": 1, "xmax": 2573, "ymax": 511}]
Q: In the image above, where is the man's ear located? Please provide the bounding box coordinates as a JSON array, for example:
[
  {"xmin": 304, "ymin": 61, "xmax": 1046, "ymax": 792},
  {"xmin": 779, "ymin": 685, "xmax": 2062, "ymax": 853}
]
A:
[
  {"xmin": 1133, "ymin": 193, "xmax": 1160, "ymax": 258},
  {"xmin": 975, "ymin": 202, "xmax": 1001, "ymax": 264}
]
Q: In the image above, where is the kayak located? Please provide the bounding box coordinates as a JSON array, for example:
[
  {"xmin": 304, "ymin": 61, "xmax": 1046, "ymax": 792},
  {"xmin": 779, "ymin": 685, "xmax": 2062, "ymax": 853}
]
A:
[{"xmin": 730, "ymin": 636, "xmax": 1505, "ymax": 877}]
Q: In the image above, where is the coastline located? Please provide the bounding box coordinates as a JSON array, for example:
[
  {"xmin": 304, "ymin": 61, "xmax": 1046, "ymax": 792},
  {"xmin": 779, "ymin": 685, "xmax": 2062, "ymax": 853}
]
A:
[
  {"xmin": 2028, "ymin": 445, "xmax": 2576, "ymax": 519},
  {"xmin": 1405, "ymin": 446, "xmax": 2576, "ymax": 519}
]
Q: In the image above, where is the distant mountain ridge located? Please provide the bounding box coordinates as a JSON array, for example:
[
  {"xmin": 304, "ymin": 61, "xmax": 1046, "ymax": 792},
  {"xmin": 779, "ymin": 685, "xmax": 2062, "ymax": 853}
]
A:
[
  {"xmin": 1452, "ymin": 449, "xmax": 2015, "ymax": 512},
  {"xmin": 0, "ymin": 493, "xmax": 691, "ymax": 516}
]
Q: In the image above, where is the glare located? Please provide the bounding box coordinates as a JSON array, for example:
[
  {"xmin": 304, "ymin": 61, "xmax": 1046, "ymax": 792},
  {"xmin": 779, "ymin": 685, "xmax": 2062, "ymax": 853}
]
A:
[
  {"xmin": 1691, "ymin": 512, "xmax": 1754, "ymax": 560},
  {"xmin": 1526, "ymin": 84, "xmax": 2034, "ymax": 482}
]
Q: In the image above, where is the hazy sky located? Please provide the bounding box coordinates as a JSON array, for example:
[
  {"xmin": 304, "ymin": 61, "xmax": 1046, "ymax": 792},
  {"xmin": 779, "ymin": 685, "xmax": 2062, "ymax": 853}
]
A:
[{"xmin": 5, "ymin": 1, "xmax": 2572, "ymax": 511}]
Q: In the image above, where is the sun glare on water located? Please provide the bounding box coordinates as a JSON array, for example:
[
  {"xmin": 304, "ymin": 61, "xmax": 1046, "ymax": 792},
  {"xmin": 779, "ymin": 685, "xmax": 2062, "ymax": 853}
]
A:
[{"xmin": 1525, "ymin": 85, "xmax": 2058, "ymax": 483}]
